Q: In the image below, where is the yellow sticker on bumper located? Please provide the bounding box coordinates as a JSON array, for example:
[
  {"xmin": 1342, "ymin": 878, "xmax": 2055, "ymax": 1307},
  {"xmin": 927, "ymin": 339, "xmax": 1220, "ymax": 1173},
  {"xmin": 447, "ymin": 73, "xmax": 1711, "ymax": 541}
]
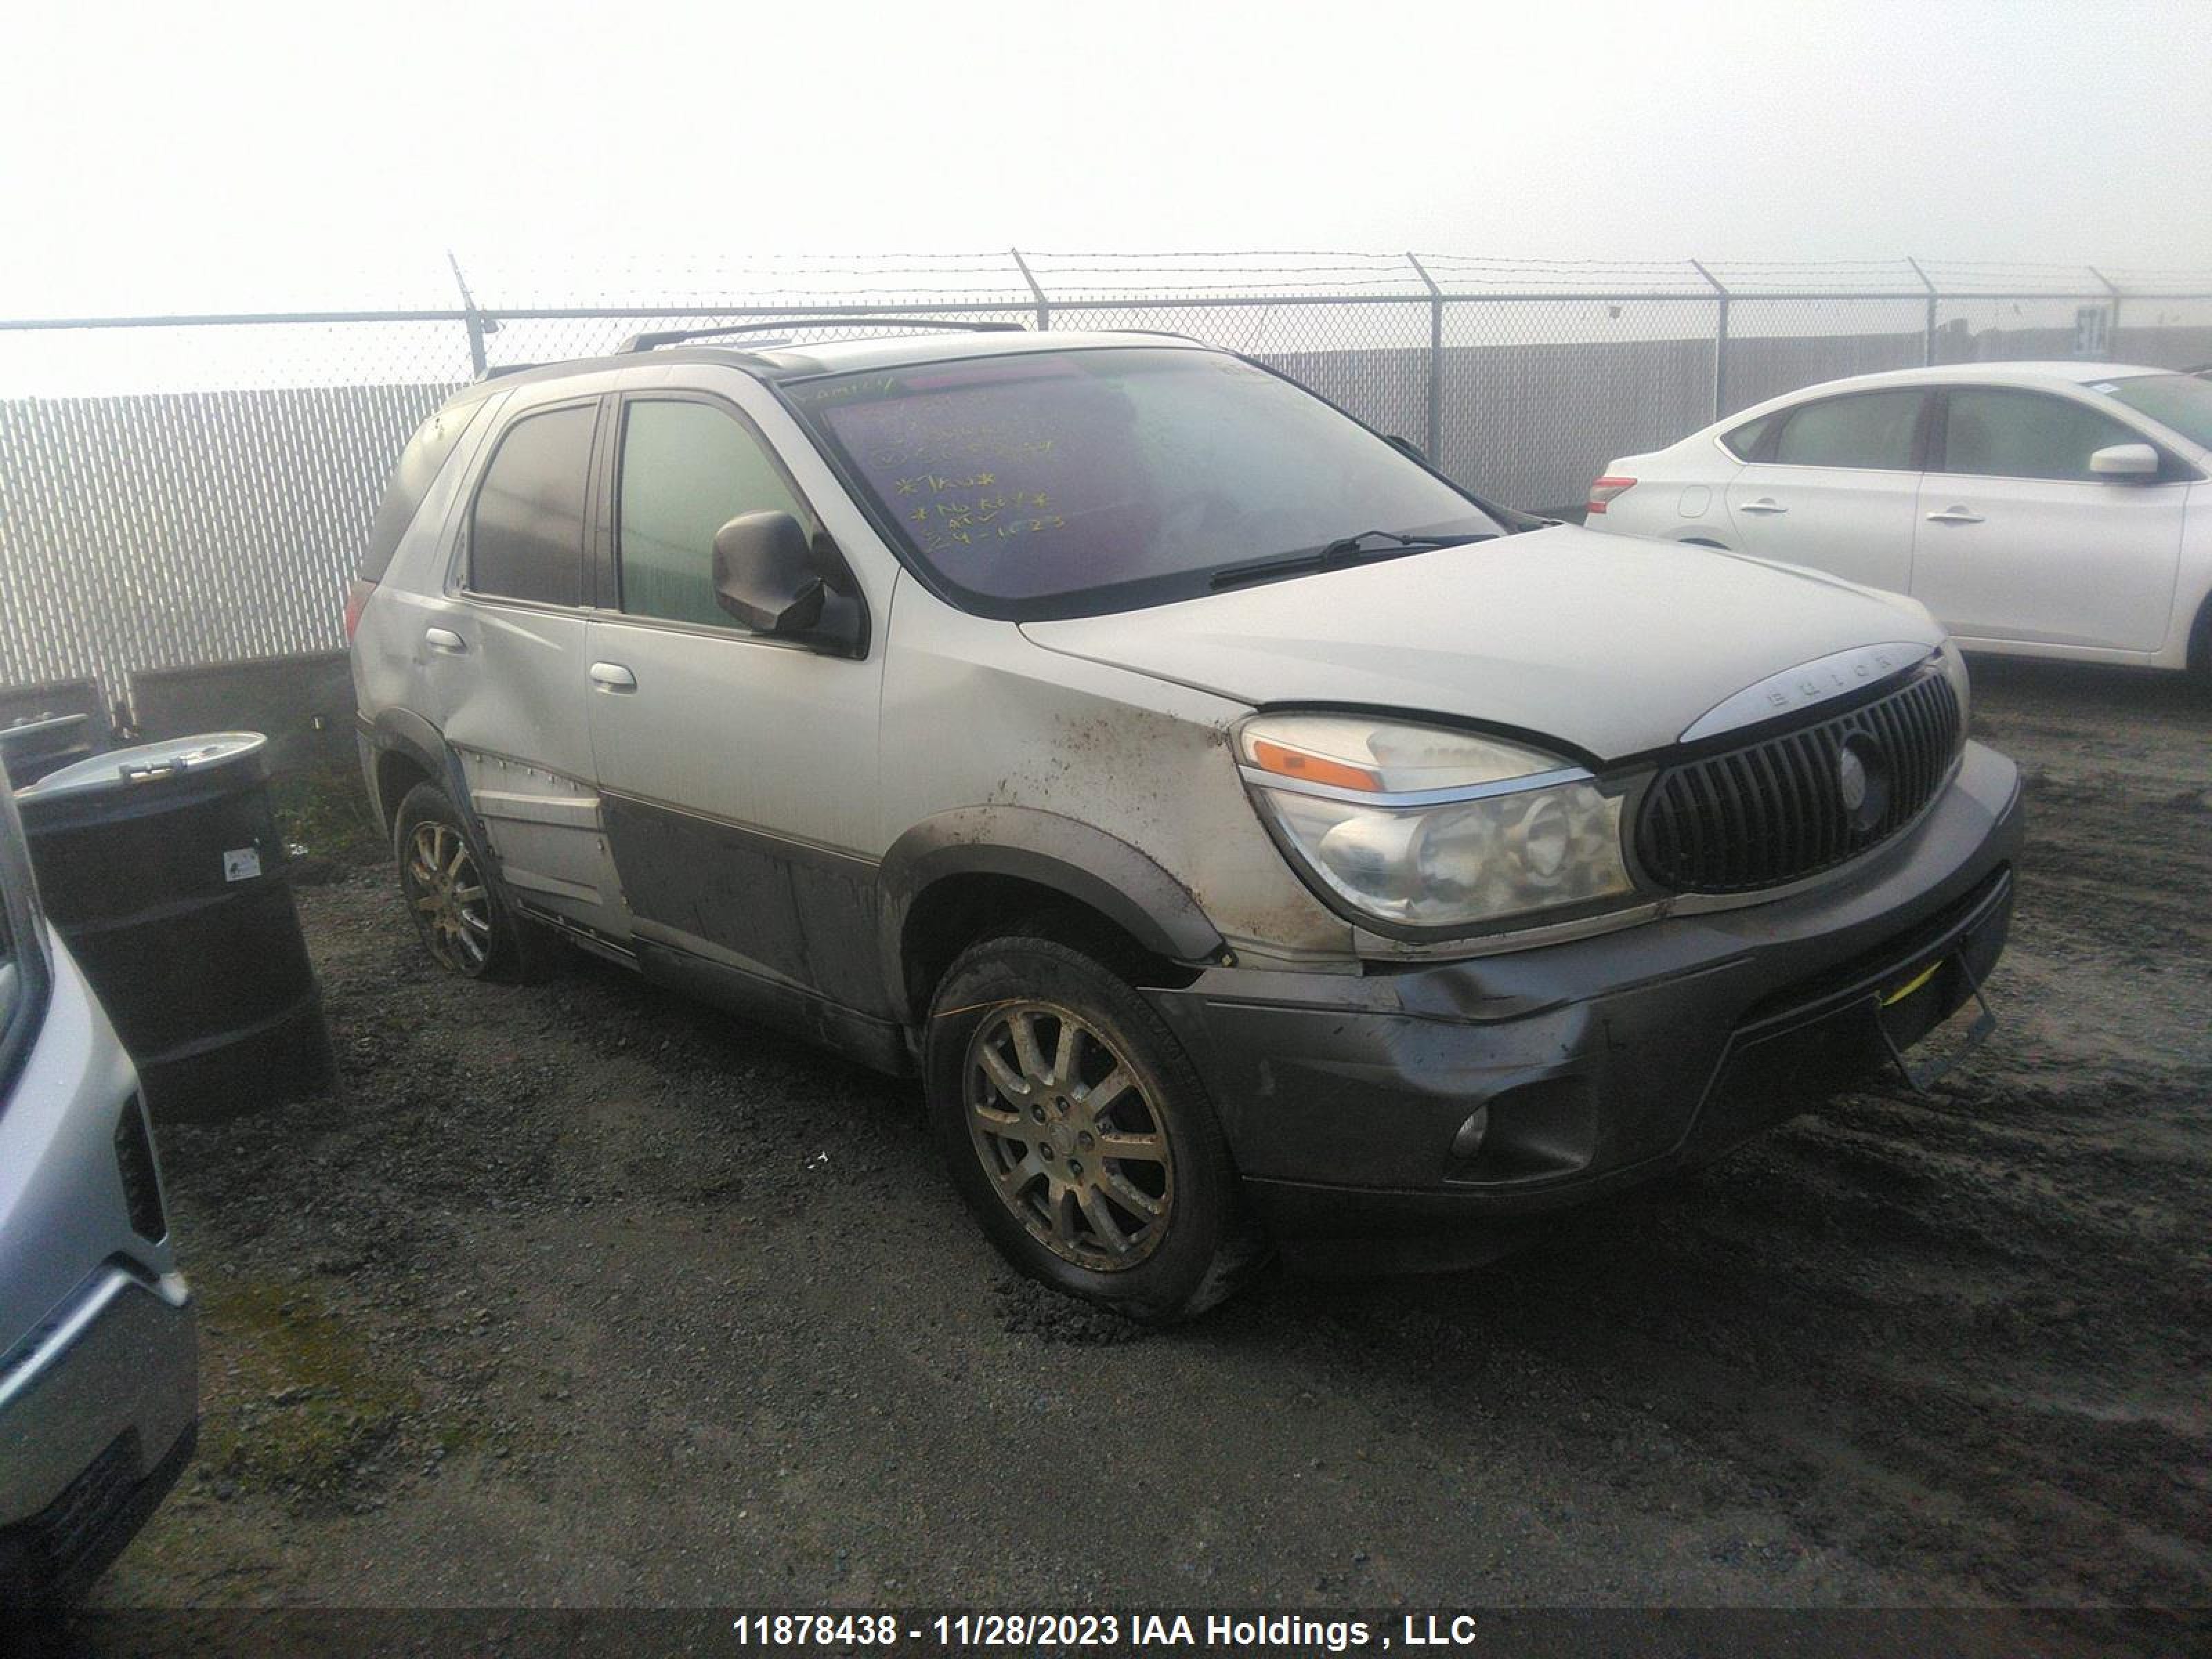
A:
[{"xmin": 1882, "ymin": 962, "xmax": 1942, "ymax": 1007}]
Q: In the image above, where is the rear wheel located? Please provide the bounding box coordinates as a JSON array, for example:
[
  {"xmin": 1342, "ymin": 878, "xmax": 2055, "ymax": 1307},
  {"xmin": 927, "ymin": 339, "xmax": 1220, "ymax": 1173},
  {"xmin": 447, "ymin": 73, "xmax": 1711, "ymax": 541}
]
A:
[
  {"xmin": 393, "ymin": 782, "xmax": 553, "ymax": 982},
  {"xmin": 924, "ymin": 930, "xmax": 1263, "ymax": 1322}
]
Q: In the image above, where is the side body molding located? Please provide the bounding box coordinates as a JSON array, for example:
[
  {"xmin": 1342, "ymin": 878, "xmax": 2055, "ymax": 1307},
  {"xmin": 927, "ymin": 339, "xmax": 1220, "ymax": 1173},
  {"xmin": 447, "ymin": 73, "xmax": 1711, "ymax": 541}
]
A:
[{"xmin": 877, "ymin": 805, "xmax": 1226, "ymax": 1022}]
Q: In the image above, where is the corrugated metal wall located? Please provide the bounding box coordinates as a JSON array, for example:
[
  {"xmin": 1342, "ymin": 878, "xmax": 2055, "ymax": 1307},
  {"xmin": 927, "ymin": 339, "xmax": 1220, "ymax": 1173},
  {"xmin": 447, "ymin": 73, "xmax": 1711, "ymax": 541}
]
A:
[{"xmin": 0, "ymin": 382, "xmax": 455, "ymax": 700}]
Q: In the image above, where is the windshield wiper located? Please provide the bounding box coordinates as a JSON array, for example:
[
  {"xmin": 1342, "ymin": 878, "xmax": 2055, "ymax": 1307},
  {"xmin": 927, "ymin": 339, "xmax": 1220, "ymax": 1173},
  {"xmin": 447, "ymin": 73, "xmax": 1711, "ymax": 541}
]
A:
[{"xmin": 1208, "ymin": 529, "xmax": 1494, "ymax": 591}]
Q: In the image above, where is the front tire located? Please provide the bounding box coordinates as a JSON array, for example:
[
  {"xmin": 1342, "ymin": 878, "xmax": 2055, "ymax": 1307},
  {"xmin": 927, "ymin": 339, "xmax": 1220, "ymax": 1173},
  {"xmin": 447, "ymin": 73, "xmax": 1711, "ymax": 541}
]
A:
[
  {"xmin": 393, "ymin": 782, "xmax": 553, "ymax": 982},
  {"xmin": 924, "ymin": 931, "xmax": 1261, "ymax": 1321}
]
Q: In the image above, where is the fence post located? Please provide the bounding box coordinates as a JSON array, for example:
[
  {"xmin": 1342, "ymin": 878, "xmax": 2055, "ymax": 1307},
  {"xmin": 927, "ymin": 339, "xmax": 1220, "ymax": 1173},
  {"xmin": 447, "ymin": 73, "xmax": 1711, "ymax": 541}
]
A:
[
  {"xmin": 447, "ymin": 251, "xmax": 489, "ymax": 378},
  {"xmin": 2088, "ymin": 265, "xmax": 2121, "ymax": 354},
  {"xmin": 1010, "ymin": 247, "xmax": 1050, "ymax": 332},
  {"xmin": 1689, "ymin": 259, "xmax": 1728, "ymax": 420},
  {"xmin": 1906, "ymin": 256, "xmax": 1938, "ymax": 365},
  {"xmin": 1406, "ymin": 252, "xmax": 1443, "ymax": 460}
]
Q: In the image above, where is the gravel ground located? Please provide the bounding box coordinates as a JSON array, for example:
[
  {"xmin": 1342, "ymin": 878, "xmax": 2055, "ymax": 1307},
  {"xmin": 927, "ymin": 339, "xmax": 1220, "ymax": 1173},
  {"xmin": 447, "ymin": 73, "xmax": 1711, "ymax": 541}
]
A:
[{"xmin": 75, "ymin": 660, "xmax": 2211, "ymax": 1635}]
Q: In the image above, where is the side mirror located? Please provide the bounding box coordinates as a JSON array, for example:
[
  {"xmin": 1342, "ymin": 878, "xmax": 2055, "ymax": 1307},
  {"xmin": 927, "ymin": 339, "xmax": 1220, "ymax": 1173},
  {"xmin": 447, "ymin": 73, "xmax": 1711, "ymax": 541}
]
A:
[
  {"xmin": 1384, "ymin": 434, "xmax": 1429, "ymax": 465},
  {"xmin": 713, "ymin": 512, "xmax": 825, "ymax": 633},
  {"xmin": 2089, "ymin": 442, "xmax": 2160, "ymax": 479}
]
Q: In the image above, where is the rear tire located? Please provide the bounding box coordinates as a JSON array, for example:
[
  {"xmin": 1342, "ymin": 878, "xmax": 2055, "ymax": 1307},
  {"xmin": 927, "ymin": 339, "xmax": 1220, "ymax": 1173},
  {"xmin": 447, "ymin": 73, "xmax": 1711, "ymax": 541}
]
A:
[
  {"xmin": 924, "ymin": 930, "xmax": 1263, "ymax": 1322},
  {"xmin": 392, "ymin": 782, "xmax": 557, "ymax": 983}
]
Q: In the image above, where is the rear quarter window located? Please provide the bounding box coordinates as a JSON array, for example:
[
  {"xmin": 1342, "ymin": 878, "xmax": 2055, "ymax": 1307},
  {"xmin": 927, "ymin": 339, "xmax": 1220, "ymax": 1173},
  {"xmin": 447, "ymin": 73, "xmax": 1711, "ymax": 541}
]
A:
[
  {"xmin": 1720, "ymin": 411, "xmax": 1777, "ymax": 460},
  {"xmin": 361, "ymin": 401, "xmax": 482, "ymax": 582}
]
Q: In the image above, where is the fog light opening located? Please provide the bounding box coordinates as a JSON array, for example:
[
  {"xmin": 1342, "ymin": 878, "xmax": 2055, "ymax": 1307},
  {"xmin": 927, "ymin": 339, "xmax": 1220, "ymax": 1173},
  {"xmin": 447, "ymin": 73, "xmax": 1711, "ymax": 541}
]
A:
[{"xmin": 1450, "ymin": 1105, "xmax": 1492, "ymax": 1161}]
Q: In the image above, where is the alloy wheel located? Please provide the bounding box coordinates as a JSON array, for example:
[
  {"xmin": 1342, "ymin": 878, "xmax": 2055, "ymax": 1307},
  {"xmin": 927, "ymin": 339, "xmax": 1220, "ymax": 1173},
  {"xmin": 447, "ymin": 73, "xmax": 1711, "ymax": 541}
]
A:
[
  {"xmin": 404, "ymin": 821, "xmax": 494, "ymax": 974},
  {"xmin": 964, "ymin": 1002, "xmax": 1175, "ymax": 1271}
]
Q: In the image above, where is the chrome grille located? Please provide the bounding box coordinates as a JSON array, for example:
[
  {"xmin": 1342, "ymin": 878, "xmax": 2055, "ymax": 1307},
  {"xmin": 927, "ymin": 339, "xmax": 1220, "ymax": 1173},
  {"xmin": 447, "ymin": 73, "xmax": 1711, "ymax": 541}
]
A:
[{"xmin": 1638, "ymin": 670, "xmax": 1962, "ymax": 894}]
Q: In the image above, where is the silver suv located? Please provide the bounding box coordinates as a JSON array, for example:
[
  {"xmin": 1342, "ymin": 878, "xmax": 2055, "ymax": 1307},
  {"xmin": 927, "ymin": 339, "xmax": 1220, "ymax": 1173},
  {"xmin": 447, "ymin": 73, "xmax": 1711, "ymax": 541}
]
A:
[
  {"xmin": 350, "ymin": 324, "xmax": 2022, "ymax": 1320},
  {"xmin": 0, "ymin": 766, "xmax": 197, "ymax": 1605}
]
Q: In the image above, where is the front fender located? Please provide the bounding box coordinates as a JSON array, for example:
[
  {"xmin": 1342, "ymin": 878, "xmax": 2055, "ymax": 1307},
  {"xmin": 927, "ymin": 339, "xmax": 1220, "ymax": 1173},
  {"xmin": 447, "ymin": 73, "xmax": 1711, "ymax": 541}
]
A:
[{"xmin": 877, "ymin": 805, "xmax": 1226, "ymax": 1022}]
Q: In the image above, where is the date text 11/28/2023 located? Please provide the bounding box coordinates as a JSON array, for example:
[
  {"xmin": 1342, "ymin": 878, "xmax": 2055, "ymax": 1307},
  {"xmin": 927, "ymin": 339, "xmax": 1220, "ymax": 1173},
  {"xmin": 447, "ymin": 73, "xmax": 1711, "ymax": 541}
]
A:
[{"xmin": 728, "ymin": 1613, "xmax": 1486, "ymax": 1650}]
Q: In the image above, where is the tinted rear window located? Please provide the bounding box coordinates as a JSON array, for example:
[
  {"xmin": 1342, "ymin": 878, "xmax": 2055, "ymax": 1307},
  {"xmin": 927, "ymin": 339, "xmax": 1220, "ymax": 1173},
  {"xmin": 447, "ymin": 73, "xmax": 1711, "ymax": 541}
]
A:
[
  {"xmin": 1721, "ymin": 411, "xmax": 1776, "ymax": 459},
  {"xmin": 361, "ymin": 402, "xmax": 478, "ymax": 581},
  {"xmin": 468, "ymin": 404, "xmax": 595, "ymax": 607},
  {"xmin": 1772, "ymin": 391, "xmax": 1924, "ymax": 470}
]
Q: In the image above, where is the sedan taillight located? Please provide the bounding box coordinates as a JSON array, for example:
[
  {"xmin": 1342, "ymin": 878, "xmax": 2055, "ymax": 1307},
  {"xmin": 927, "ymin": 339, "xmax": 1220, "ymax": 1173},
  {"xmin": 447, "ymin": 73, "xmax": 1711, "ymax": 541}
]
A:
[{"xmin": 1586, "ymin": 476, "xmax": 1637, "ymax": 515}]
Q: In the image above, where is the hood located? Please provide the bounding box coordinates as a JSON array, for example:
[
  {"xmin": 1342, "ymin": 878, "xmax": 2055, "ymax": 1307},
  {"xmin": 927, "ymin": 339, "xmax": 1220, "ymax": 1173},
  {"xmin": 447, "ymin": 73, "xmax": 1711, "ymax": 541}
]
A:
[{"xmin": 1019, "ymin": 524, "xmax": 1944, "ymax": 762}]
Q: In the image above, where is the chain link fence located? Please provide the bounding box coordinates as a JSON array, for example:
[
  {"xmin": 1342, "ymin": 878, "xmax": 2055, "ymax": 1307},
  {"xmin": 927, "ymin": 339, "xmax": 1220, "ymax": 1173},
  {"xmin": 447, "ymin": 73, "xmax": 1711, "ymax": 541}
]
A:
[{"xmin": 4, "ymin": 252, "xmax": 2210, "ymax": 723}]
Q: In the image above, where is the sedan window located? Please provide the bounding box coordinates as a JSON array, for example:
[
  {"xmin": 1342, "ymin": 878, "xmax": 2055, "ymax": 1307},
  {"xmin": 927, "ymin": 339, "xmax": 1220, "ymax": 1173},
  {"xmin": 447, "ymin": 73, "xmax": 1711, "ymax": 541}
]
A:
[
  {"xmin": 1720, "ymin": 411, "xmax": 1777, "ymax": 460},
  {"xmin": 1940, "ymin": 389, "xmax": 2143, "ymax": 482},
  {"xmin": 2099, "ymin": 373, "xmax": 2212, "ymax": 450},
  {"xmin": 1771, "ymin": 391, "xmax": 1924, "ymax": 470}
]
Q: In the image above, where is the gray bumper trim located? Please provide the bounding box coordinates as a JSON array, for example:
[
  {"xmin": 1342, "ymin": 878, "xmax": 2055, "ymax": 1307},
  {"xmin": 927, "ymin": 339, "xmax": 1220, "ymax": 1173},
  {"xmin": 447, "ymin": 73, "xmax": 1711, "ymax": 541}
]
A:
[{"xmin": 0, "ymin": 1268, "xmax": 197, "ymax": 1524}]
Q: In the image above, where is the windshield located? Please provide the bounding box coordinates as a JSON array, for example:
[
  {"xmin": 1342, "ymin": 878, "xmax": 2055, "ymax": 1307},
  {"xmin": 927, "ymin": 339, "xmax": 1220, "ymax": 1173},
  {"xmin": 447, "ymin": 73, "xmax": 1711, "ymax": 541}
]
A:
[
  {"xmin": 2098, "ymin": 373, "xmax": 2212, "ymax": 450},
  {"xmin": 781, "ymin": 347, "xmax": 1498, "ymax": 617}
]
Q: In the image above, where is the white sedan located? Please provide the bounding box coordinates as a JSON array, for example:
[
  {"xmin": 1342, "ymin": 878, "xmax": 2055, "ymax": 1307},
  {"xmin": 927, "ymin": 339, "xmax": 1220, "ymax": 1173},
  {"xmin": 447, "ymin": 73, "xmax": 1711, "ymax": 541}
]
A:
[{"xmin": 1586, "ymin": 362, "xmax": 2212, "ymax": 675}]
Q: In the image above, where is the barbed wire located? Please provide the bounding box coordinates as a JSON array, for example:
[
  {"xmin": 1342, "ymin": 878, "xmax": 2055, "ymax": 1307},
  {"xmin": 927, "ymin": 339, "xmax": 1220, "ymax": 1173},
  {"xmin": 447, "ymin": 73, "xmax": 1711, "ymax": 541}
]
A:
[{"xmin": 3, "ymin": 251, "xmax": 2209, "ymax": 333}]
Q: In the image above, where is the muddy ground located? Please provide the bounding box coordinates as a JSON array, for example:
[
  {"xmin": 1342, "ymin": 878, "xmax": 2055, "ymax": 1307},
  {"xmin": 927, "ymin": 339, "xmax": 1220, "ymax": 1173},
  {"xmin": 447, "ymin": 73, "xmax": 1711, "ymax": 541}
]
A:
[{"xmin": 76, "ymin": 660, "xmax": 2211, "ymax": 1640}]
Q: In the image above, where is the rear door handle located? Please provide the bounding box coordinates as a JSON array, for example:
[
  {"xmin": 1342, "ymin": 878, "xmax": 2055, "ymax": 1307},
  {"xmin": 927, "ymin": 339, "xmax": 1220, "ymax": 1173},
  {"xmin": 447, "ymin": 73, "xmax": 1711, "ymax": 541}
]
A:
[
  {"xmin": 1738, "ymin": 498, "xmax": 1788, "ymax": 515},
  {"xmin": 589, "ymin": 662, "xmax": 637, "ymax": 692},
  {"xmin": 424, "ymin": 627, "xmax": 466, "ymax": 653},
  {"xmin": 1925, "ymin": 508, "xmax": 1985, "ymax": 525}
]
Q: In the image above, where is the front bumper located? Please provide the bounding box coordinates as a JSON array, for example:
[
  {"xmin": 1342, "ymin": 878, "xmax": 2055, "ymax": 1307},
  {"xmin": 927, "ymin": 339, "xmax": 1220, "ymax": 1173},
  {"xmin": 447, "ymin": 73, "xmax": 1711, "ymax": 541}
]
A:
[
  {"xmin": 0, "ymin": 1266, "xmax": 198, "ymax": 1604},
  {"xmin": 1146, "ymin": 740, "xmax": 2023, "ymax": 1252}
]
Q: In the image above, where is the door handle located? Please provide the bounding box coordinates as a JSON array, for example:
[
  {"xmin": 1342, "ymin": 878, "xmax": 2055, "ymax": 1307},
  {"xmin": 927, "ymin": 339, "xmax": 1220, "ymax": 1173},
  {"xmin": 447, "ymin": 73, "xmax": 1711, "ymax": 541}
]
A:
[
  {"xmin": 1738, "ymin": 498, "xmax": 1788, "ymax": 515},
  {"xmin": 424, "ymin": 627, "xmax": 466, "ymax": 653},
  {"xmin": 1924, "ymin": 508, "xmax": 1985, "ymax": 525},
  {"xmin": 589, "ymin": 662, "xmax": 637, "ymax": 692}
]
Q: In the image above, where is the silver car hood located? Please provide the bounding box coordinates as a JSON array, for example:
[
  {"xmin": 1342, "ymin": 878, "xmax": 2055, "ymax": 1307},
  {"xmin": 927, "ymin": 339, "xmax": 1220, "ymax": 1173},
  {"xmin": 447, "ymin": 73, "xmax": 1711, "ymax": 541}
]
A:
[{"xmin": 1018, "ymin": 524, "xmax": 1944, "ymax": 762}]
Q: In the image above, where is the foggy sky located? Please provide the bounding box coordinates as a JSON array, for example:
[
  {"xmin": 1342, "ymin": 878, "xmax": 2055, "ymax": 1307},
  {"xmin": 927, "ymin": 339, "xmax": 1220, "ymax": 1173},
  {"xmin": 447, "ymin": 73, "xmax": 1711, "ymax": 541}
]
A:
[{"xmin": 3, "ymin": 0, "xmax": 2205, "ymax": 317}]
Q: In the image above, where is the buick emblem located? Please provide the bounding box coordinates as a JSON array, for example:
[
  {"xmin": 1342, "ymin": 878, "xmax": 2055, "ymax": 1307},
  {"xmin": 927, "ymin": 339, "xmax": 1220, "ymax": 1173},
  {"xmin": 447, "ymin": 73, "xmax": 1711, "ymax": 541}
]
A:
[
  {"xmin": 1837, "ymin": 735, "xmax": 1888, "ymax": 831},
  {"xmin": 1837, "ymin": 745, "xmax": 1868, "ymax": 813}
]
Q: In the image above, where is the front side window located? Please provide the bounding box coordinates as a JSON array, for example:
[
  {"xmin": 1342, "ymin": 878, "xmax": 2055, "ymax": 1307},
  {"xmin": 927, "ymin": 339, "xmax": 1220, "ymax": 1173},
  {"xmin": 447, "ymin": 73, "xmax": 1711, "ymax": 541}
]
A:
[
  {"xmin": 1940, "ymin": 389, "xmax": 2141, "ymax": 482},
  {"xmin": 780, "ymin": 348, "xmax": 1497, "ymax": 617},
  {"xmin": 1771, "ymin": 391, "xmax": 1924, "ymax": 471},
  {"xmin": 2097, "ymin": 373, "xmax": 2212, "ymax": 451},
  {"xmin": 615, "ymin": 400, "xmax": 812, "ymax": 629},
  {"xmin": 468, "ymin": 404, "xmax": 594, "ymax": 606}
]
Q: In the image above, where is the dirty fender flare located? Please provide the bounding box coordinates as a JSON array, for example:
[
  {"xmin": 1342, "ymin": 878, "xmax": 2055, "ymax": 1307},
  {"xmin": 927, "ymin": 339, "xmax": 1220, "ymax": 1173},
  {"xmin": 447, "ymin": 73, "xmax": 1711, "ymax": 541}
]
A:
[
  {"xmin": 357, "ymin": 708, "xmax": 480, "ymax": 837},
  {"xmin": 878, "ymin": 805, "xmax": 1225, "ymax": 1022}
]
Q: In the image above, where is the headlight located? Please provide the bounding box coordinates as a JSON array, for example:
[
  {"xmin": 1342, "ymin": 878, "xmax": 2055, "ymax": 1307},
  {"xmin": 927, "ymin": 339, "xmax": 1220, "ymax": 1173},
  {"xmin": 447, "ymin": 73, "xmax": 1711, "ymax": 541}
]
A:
[
  {"xmin": 1937, "ymin": 637, "xmax": 1971, "ymax": 737},
  {"xmin": 1237, "ymin": 713, "xmax": 1635, "ymax": 931}
]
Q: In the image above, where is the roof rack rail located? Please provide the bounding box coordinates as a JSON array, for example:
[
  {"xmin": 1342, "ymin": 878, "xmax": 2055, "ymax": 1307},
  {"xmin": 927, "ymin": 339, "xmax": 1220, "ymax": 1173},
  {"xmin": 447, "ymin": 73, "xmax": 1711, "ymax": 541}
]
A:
[
  {"xmin": 617, "ymin": 316, "xmax": 1029, "ymax": 353},
  {"xmin": 475, "ymin": 362, "xmax": 542, "ymax": 382}
]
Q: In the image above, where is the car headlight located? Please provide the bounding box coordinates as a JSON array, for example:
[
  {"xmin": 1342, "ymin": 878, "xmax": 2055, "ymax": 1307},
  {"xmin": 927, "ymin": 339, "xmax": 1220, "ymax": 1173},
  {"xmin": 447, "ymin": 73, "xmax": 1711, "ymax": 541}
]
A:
[
  {"xmin": 1237, "ymin": 713, "xmax": 1636, "ymax": 932},
  {"xmin": 1937, "ymin": 637, "xmax": 1971, "ymax": 737}
]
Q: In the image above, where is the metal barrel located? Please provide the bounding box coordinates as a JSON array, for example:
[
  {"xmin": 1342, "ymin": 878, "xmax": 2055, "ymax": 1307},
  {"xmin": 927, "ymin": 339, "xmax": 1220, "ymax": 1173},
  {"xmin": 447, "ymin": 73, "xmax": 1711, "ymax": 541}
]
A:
[
  {"xmin": 0, "ymin": 713, "xmax": 99, "ymax": 787},
  {"xmin": 14, "ymin": 733, "xmax": 334, "ymax": 1121}
]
